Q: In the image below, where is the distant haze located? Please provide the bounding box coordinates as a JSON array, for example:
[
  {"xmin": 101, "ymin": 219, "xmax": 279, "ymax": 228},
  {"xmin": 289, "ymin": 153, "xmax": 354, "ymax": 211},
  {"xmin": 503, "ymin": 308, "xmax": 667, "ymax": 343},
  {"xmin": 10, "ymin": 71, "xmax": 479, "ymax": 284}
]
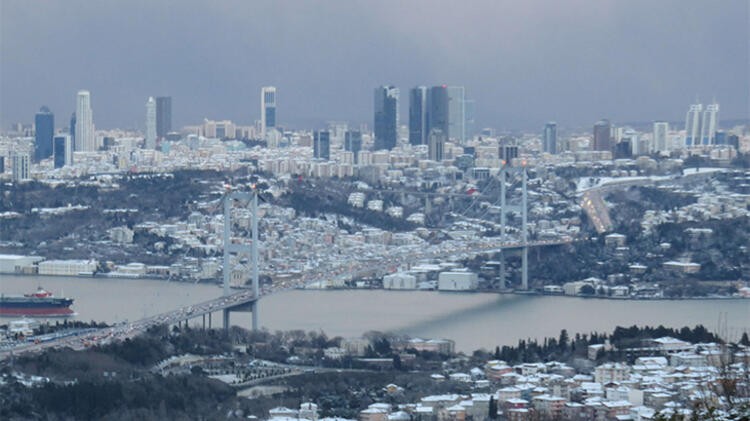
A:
[{"xmin": 1, "ymin": 0, "xmax": 748, "ymax": 131}]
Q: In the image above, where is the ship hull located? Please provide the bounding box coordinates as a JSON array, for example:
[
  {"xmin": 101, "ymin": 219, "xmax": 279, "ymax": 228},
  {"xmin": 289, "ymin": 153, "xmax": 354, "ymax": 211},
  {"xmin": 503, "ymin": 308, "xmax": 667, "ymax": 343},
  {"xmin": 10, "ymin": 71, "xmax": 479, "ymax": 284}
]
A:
[
  {"xmin": 0, "ymin": 295, "xmax": 75, "ymax": 317},
  {"xmin": 0, "ymin": 307, "xmax": 75, "ymax": 316}
]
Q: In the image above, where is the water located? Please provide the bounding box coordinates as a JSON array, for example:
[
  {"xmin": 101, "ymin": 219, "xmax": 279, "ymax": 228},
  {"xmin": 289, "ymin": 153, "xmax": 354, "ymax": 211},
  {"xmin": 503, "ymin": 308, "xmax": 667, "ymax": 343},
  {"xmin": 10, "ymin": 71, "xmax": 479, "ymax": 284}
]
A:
[{"xmin": 1, "ymin": 275, "xmax": 748, "ymax": 352}]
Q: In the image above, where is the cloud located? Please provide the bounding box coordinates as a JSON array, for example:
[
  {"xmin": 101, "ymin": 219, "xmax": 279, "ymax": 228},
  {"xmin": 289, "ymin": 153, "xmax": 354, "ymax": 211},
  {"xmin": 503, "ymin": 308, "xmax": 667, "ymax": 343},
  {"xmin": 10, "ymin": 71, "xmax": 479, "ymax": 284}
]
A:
[{"xmin": 1, "ymin": 0, "xmax": 747, "ymax": 131}]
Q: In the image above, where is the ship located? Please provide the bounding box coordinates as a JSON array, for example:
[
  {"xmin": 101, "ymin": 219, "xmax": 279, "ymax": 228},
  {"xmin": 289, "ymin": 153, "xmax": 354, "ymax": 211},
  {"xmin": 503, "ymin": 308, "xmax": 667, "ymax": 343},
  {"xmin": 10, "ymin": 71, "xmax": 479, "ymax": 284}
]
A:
[{"xmin": 0, "ymin": 287, "xmax": 75, "ymax": 316}]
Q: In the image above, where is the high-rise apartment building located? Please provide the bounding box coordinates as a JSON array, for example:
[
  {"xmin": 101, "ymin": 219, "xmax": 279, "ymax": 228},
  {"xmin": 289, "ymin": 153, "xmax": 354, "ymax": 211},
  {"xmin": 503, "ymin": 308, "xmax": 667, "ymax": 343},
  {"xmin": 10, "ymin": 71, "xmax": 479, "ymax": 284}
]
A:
[
  {"xmin": 34, "ymin": 106, "xmax": 54, "ymax": 161},
  {"xmin": 409, "ymin": 86, "xmax": 428, "ymax": 146},
  {"xmin": 261, "ymin": 87, "xmax": 277, "ymax": 138},
  {"xmin": 156, "ymin": 96, "xmax": 172, "ymax": 138},
  {"xmin": 593, "ymin": 119, "xmax": 611, "ymax": 152},
  {"xmin": 543, "ymin": 122, "xmax": 557, "ymax": 154},
  {"xmin": 314, "ymin": 130, "xmax": 330, "ymax": 160},
  {"xmin": 500, "ymin": 143, "xmax": 519, "ymax": 162},
  {"xmin": 53, "ymin": 134, "xmax": 73, "ymax": 168},
  {"xmin": 685, "ymin": 103, "xmax": 702, "ymax": 147},
  {"xmin": 700, "ymin": 102, "xmax": 719, "ymax": 145},
  {"xmin": 374, "ymin": 86, "xmax": 399, "ymax": 151},
  {"xmin": 145, "ymin": 97, "xmax": 157, "ymax": 149},
  {"xmin": 11, "ymin": 152, "xmax": 30, "ymax": 182},
  {"xmin": 428, "ymin": 129, "xmax": 446, "ymax": 161},
  {"xmin": 653, "ymin": 121, "xmax": 669, "ymax": 152},
  {"xmin": 447, "ymin": 86, "xmax": 465, "ymax": 142},
  {"xmin": 75, "ymin": 90, "xmax": 95, "ymax": 151},
  {"xmin": 344, "ymin": 130, "xmax": 362, "ymax": 163}
]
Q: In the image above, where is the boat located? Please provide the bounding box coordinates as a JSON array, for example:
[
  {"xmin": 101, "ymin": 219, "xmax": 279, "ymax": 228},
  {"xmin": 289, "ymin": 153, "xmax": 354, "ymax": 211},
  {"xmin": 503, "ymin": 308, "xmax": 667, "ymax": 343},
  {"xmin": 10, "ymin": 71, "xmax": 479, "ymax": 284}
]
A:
[{"xmin": 0, "ymin": 287, "xmax": 74, "ymax": 316}]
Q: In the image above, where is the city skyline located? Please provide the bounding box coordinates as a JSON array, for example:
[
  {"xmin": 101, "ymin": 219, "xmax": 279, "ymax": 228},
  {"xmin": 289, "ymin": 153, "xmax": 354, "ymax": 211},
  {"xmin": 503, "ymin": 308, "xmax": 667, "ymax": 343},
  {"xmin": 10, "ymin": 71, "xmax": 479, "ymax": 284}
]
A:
[
  {"xmin": 1, "ymin": 1, "xmax": 747, "ymax": 131},
  {"xmin": 0, "ymin": 2, "xmax": 749, "ymax": 418}
]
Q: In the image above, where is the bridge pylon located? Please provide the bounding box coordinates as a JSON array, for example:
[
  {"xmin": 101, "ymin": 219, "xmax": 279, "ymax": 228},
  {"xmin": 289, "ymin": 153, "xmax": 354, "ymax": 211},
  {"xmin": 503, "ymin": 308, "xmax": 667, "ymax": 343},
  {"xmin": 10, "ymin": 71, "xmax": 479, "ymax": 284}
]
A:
[
  {"xmin": 497, "ymin": 162, "xmax": 529, "ymax": 291},
  {"xmin": 222, "ymin": 186, "xmax": 261, "ymax": 331}
]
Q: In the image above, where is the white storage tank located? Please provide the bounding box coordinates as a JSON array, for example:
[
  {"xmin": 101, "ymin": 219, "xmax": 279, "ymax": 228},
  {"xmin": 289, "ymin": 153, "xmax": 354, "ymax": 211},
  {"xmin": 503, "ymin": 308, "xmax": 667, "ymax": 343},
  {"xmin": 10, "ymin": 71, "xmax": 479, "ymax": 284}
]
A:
[
  {"xmin": 383, "ymin": 273, "xmax": 417, "ymax": 290},
  {"xmin": 438, "ymin": 271, "xmax": 478, "ymax": 291}
]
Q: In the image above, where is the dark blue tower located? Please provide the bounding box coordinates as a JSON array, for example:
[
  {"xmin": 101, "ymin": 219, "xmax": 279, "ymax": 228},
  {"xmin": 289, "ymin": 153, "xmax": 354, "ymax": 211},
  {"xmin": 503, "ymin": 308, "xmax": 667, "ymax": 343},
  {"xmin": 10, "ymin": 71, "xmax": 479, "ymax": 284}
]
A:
[
  {"xmin": 53, "ymin": 135, "xmax": 67, "ymax": 168},
  {"xmin": 374, "ymin": 86, "xmax": 399, "ymax": 151},
  {"xmin": 35, "ymin": 106, "xmax": 54, "ymax": 161},
  {"xmin": 345, "ymin": 130, "xmax": 362, "ymax": 163},
  {"xmin": 313, "ymin": 130, "xmax": 330, "ymax": 160},
  {"xmin": 70, "ymin": 112, "xmax": 76, "ymax": 148},
  {"xmin": 426, "ymin": 86, "xmax": 449, "ymax": 138}
]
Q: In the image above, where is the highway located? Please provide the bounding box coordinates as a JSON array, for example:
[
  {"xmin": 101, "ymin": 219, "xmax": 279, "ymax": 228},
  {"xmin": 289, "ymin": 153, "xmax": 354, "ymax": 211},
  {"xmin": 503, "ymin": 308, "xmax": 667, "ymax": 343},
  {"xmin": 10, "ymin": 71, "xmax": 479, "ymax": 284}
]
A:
[
  {"xmin": 0, "ymin": 289, "xmax": 257, "ymax": 360},
  {"xmin": 580, "ymin": 191, "xmax": 613, "ymax": 234}
]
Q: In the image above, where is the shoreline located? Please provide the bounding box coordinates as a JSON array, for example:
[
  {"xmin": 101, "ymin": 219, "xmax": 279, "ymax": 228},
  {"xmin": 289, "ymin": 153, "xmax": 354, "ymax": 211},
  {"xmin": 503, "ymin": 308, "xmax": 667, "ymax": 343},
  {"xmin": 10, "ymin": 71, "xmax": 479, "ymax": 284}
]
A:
[
  {"xmin": 0, "ymin": 271, "xmax": 219, "ymax": 284},
  {"xmin": 3, "ymin": 272, "xmax": 746, "ymax": 302},
  {"xmin": 301, "ymin": 286, "xmax": 749, "ymax": 301}
]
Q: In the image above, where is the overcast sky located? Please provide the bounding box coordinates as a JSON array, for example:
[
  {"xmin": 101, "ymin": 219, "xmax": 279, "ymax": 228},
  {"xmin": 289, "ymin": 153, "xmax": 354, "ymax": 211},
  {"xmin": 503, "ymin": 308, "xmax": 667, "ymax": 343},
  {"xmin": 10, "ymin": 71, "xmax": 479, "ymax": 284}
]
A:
[{"xmin": 1, "ymin": 0, "xmax": 748, "ymax": 132}]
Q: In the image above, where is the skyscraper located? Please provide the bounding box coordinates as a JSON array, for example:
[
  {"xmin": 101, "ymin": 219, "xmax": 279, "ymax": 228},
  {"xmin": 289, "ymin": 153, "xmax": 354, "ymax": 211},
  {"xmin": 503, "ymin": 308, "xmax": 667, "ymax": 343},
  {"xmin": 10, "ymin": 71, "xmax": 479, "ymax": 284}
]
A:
[
  {"xmin": 428, "ymin": 129, "xmax": 446, "ymax": 161},
  {"xmin": 156, "ymin": 96, "xmax": 172, "ymax": 138},
  {"xmin": 373, "ymin": 86, "xmax": 399, "ymax": 150},
  {"xmin": 145, "ymin": 97, "xmax": 157, "ymax": 149},
  {"xmin": 500, "ymin": 143, "xmax": 519, "ymax": 162},
  {"xmin": 543, "ymin": 122, "xmax": 557, "ymax": 154},
  {"xmin": 261, "ymin": 87, "xmax": 277, "ymax": 138},
  {"xmin": 314, "ymin": 130, "xmax": 330, "ymax": 160},
  {"xmin": 408, "ymin": 86, "xmax": 428, "ymax": 146},
  {"xmin": 447, "ymin": 86, "xmax": 465, "ymax": 142},
  {"xmin": 53, "ymin": 134, "xmax": 73, "ymax": 168},
  {"xmin": 464, "ymin": 99, "xmax": 475, "ymax": 140},
  {"xmin": 34, "ymin": 106, "xmax": 54, "ymax": 162},
  {"xmin": 685, "ymin": 103, "xmax": 702, "ymax": 147},
  {"xmin": 593, "ymin": 119, "xmax": 611, "ymax": 152},
  {"xmin": 75, "ymin": 90, "xmax": 95, "ymax": 152},
  {"xmin": 69, "ymin": 112, "xmax": 76, "ymax": 147},
  {"xmin": 700, "ymin": 102, "xmax": 719, "ymax": 145},
  {"xmin": 11, "ymin": 152, "xmax": 30, "ymax": 182},
  {"xmin": 344, "ymin": 130, "xmax": 362, "ymax": 163},
  {"xmin": 426, "ymin": 86, "xmax": 450, "ymax": 140},
  {"xmin": 653, "ymin": 121, "xmax": 669, "ymax": 152}
]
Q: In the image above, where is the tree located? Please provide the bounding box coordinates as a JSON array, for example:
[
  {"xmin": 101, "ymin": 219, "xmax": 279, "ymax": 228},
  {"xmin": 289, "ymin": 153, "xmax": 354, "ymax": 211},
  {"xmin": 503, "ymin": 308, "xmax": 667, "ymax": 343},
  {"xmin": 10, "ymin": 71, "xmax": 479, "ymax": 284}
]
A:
[
  {"xmin": 580, "ymin": 284, "xmax": 595, "ymax": 295},
  {"xmin": 392, "ymin": 354, "xmax": 402, "ymax": 371},
  {"xmin": 558, "ymin": 329, "xmax": 569, "ymax": 352},
  {"xmin": 741, "ymin": 332, "xmax": 750, "ymax": 347},
  {"xmin": 488, "ymin": 396, "xmax": 498, "ymax": 420}
]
